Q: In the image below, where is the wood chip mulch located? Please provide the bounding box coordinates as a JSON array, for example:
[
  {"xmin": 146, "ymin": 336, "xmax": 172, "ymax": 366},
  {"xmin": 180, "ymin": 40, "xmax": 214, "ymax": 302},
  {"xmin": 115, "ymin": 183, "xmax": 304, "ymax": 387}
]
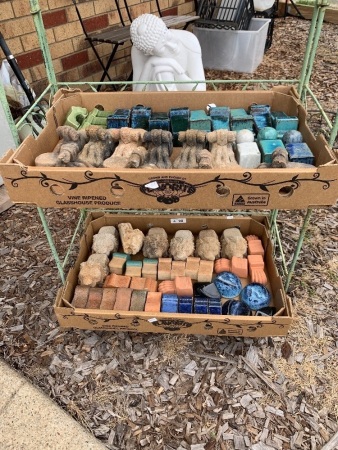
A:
[{"xmin": 1, "ymin": 15, "xmax": 338, "ymax": 450}]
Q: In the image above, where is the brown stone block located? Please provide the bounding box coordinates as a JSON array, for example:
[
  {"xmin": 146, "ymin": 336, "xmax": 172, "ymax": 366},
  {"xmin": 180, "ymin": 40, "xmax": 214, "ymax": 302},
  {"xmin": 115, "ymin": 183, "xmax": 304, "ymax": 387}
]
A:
[
  {"xmin": 197, "ymin": 260, "xmax": 214, "ymax": 282},
  {"xmin": 100, "ymin": 288, "xmax": 117, "ymax": 310},
  {"xmin": 130, "ymin": 277, "xmax": 147, "ymax": 290},
  {"xmin": 72, "ymin": 285, "xmax": 89, "ymax": 308}
]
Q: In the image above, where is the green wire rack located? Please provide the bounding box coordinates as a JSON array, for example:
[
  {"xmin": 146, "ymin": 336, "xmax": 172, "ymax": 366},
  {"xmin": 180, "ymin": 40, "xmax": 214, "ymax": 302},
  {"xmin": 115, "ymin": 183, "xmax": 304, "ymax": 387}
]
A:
[{"xmin": 0, "ymin": 0, "xmax": 337, "ymax": 290}]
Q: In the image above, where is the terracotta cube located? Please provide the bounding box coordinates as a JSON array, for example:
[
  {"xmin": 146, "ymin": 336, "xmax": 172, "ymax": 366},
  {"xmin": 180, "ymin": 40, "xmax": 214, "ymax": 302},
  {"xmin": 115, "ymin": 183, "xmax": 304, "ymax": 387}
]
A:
[
  {"xmin": 130, "ymin": 276, "xmax": 147, "ymax": 290},
  {"xmin": 170, "ymin": 260, "xmax": 186, "ymax": 280},
  {"xmin": 158, "ymin": 280, "xmax": 176, "ymax": 294},
  {"xmin": 231, "ymin": 257, "xmax": 248, "ymax": 278},
  {"xmin": 248, "ymin": 239, "xmax": 265, "ymax": 256},
  {"xmin": 248, "ymin": 254, "xmax": 265, "ymax": 270},
  {"xmin": 250, "ymin": 269, "xmax": 268, "ymax": 285},
  {"xmin": 185, "ymin": 257, "xmax": 200, "ymax": 279},
  {"xmin": 175, "ymin": 276, "xmax": 193, "ymax": 297},
  {"xmin": 197, "ymin": 260, "xmax": 214, "ymax": 282},
  {"xmin": 144, "ymin": 278, "xmax": 158, "ymax": 292},
  {"xmin": 113, "ymin": 287, "xmax": 132, "ymax": 310},
  {"xmin": 86, "ymin": 287, "xmax": 103, "ymax": 309},
  {"xmin": 100, "ymin": 288, "xmax": 117, "ymax": 309},
  {"xmin": 245, "ymin": 235, "xmax": 260, "ymax": 242},
  {"xmin": 214, "ymin": 258, "xmax": 231, "ymax": 274},
  {"xmin": 144, "ymin": 292, "xmax": 162, "ymax": 312},
  {"xmin": 158, "ymin": 258, "xmax": 172, "ymax": 280},
  {"xmin": 104, "ymin": 273, "xmax": 131, "ymax": 288}
]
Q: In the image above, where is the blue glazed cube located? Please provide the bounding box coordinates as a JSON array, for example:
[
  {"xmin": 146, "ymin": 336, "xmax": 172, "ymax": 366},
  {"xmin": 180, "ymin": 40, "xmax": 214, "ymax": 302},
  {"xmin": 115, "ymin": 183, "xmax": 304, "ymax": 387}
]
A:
[
  {"xmin": 249, "ymin": 104, "xmax": 271, "ymax": 115},
  {"xmin": 149, "ymin": 112, "xmax": 170, "ymax": 131},
  {"xmin": 190, "ymin": 110, "xmax": 211, "ymax": 131},
  {"xmin": 258, "ymin": 139, "xmax": 286, "ymax": 164},
  {"xmin": 253, "ymin": 114, "xmax": 272, "ymax": 131},
  {"xmin": 107, "ymin": 109, "xmax": 131, "ymax": 128},
  {"xmin": 131, "ymin": 105, "xmax": 152, "ymax": 129},
  {"xmin": 178, "ymin": 297, "xmax": 193, "ymax": 313},
  {"xmin": 208, "ymin": 299, "xmax": 222, "ymax": 315},
  {"xmin": 286, "ymin": 142, "xmax": 315, "ymax": 165},
  {"xmin": 209, "ymin": 106, "xmax": 230, "ymax": 130},
  {"xmin": 161, "ymin": 294, "xmax": 178, "ymax": 313},
  {"xmin": 194, "ymin": 297, "xmax": 208, "ymax": 314}
]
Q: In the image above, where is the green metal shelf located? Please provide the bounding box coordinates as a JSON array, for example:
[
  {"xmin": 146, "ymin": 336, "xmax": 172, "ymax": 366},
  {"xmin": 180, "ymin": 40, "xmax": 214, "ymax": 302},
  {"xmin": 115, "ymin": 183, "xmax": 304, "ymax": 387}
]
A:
[{"xmin": 0, "ymin": 0, "xmax": 337, "ymax": 291}]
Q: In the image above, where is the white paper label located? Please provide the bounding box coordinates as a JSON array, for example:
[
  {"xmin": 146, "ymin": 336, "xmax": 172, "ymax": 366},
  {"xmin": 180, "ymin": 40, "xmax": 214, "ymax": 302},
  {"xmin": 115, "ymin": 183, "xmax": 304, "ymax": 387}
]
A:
[
  {"xmin": 226, "ymin": 216, "xmax": 234, "ymax": 219},
  {"xmin": 171, "ymin": 218, "xmax": 187, "ymax": 224},
  {"xmin": 144, "ymin": 181, "xmax": 159, "ymax": 189},
  {"xmin": 148, "ymin": 318, "xmax": 158, "ymax": 323}
]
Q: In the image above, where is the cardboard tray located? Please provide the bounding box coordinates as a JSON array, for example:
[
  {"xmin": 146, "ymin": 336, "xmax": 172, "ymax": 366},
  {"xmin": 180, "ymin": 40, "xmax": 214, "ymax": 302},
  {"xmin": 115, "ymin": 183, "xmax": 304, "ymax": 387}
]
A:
[
  {"xmin": 54, "ymin": 213, "xmax": 294, "ymax": 336},
  {"xmin": 1, "ymin": 86, "xmax": 337, "ymax": 210}
]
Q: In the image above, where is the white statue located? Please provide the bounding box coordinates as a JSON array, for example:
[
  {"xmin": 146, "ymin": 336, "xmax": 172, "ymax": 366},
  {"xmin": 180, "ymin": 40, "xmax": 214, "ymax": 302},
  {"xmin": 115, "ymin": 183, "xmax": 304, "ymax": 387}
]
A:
[{"xmin": 130, "ymin": 14, "xmax": 206, "ymax": 92}]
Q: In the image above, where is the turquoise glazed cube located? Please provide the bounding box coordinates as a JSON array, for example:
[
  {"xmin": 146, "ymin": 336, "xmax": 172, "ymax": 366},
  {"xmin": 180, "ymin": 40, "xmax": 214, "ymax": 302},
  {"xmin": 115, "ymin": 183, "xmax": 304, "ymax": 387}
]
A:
[
  {"xmin": 286, "ymin": 142, "xmax": 314, "ymax": 165},
  {"xmin": 230, "ymin": 108, "xmax": 254, "ymax": 132},
  {"xmin": 271, "ymin": 111, "xmax": 298, "ymax": 131},
  {"xmin": 259, "ymin": 139, "xmax": 286, "ymax": 164},
  {"xmin": 169, "ymin": 107, "xmax": 190, "ymax": 146},
  {"xmin": 190, "ymin": 110, "xmax": 211, "ymax": 131}
]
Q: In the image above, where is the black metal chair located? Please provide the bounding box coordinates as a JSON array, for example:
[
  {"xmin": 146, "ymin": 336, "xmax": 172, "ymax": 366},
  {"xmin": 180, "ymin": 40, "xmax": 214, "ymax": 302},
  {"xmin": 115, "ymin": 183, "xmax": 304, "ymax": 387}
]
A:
[{"xmin": 72, "ymin": 0, "xmax": 131, "ymax": 90}]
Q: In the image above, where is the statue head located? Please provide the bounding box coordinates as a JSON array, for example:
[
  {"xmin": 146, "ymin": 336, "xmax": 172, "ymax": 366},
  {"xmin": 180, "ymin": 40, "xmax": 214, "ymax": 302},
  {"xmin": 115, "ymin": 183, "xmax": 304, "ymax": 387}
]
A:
[{"xmin": 131, "ymin": 14, "xmax": 172, "ymax": 56}]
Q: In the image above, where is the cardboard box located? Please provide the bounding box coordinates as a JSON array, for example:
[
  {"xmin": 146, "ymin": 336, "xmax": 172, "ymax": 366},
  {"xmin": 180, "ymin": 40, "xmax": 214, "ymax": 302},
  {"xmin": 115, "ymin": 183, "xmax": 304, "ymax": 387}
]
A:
[
  {"xmin": 1, "ymin": 86, "xmax": 337, "ymax": 210},
  {"xmin": 54, "ymin": 213, "xmax": 293, "ymax": 336}
]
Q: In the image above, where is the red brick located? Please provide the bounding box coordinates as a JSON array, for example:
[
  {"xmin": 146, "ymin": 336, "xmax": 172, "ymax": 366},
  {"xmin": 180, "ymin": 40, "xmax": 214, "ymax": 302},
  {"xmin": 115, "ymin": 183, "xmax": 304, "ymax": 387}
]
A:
[
  {"xmin": 43, "ymin": 9, "xmax": 67, "ymax": 29},
  {"xmin": 84, "ymin": 14, "xmax": 109, "ymax": 33},
  {"xmin": 162, "ymin": 7, "xmax": 178, "ymax": 16},
  {"xmin": 100, "ymin": 288, "xmax": 117, "ymax": 309},
  {"xmin": 62, "ymin": 50, "xmax": 89, "ymax": 71},
  {"xmin": 16, "ymin": 49, "xmax": 43, "ymax": 70},
  {"xmin": 86, "ymin": 288, "xmax": 103, "ymax": 309}
]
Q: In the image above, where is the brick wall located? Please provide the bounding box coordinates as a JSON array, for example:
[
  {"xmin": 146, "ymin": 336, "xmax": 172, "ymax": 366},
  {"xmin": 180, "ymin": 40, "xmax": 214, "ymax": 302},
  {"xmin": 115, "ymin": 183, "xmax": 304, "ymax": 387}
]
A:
[{"xmin": 1, "ymin": 0, "xmax": 197, "ymax": 96}]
